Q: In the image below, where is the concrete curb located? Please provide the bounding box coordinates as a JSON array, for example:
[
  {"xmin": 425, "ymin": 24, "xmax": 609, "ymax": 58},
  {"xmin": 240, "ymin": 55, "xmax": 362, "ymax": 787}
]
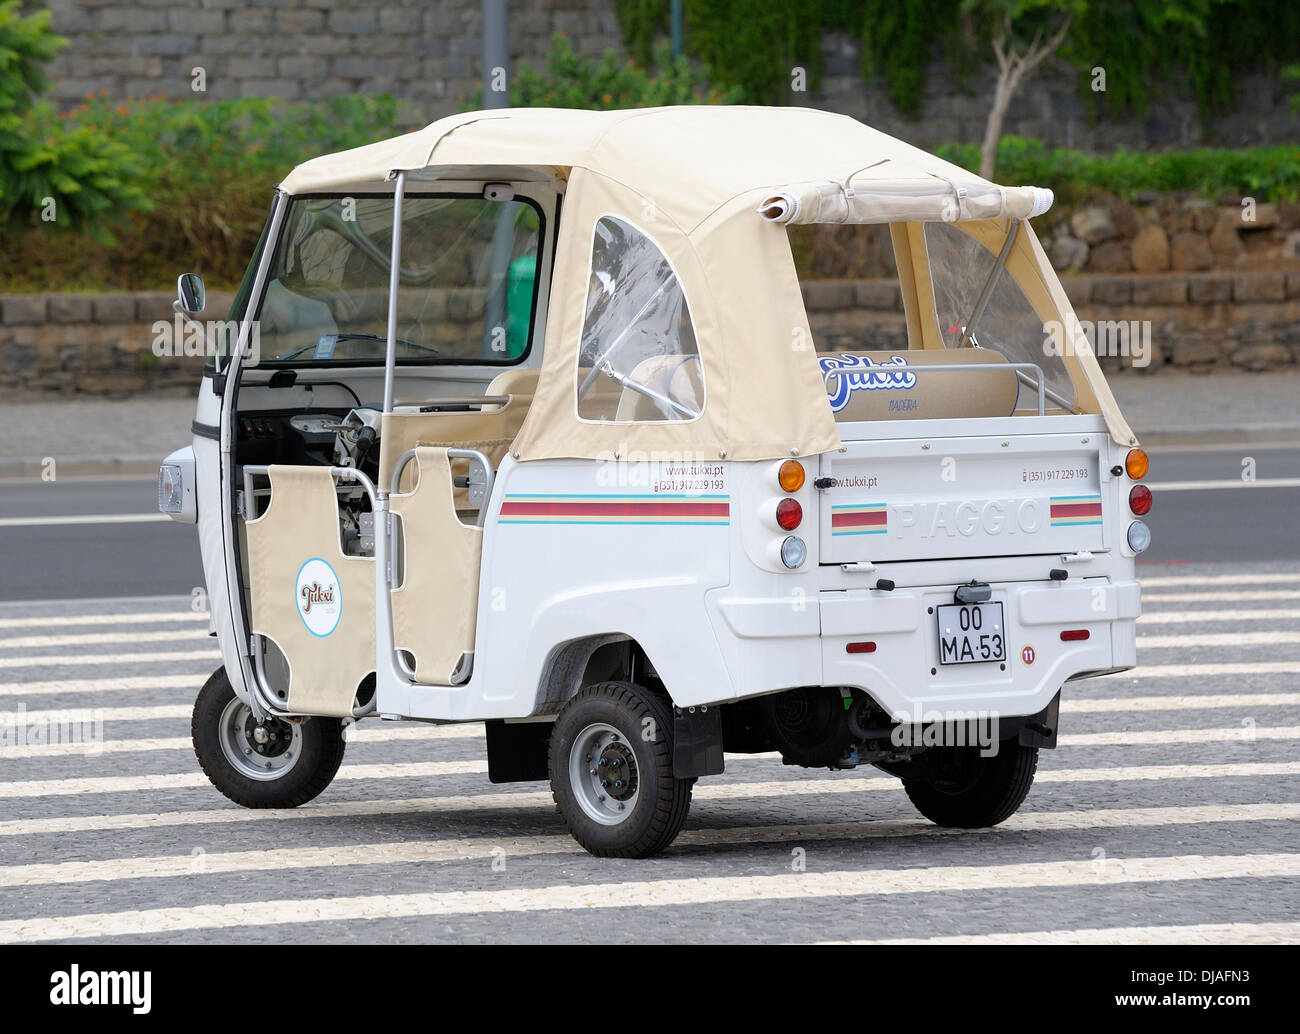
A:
[{"xmin": 1134, "ymin": 426, "xmax": 1300, "ymax": 447}]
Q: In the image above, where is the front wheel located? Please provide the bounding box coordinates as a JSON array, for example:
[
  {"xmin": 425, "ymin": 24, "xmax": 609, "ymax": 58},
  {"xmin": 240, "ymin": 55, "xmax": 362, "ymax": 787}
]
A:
[
  {"xmin": 901, "ymin": 741, "xmax": 1038, "ymax": 828},
  {"xmin": 192, "ymin": 668, "xmax": 345, "ymax": 808},
  {"xmin": 549, "ymin": 681, "xmax": 693, "ymax": 858}
]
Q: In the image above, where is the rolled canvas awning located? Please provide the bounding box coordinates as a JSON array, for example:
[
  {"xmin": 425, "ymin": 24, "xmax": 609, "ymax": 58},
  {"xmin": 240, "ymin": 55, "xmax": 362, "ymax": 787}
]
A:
[{"xmin": 757, "ymin": 177, "xmax": 1054, "ymax": 226}]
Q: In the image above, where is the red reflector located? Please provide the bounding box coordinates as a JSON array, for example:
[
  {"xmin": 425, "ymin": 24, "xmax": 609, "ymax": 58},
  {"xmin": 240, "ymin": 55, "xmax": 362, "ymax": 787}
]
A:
[
  {"xmin": 776, "ymin": 497, "xmax": 803, "ymax": 530},
  {"xmin": 846, "ymin": 641, "xmax": 877, "ymax": 654},
  {"xmin": 1060, "ymin": 629, "xmax": 1090, "ymax": 641},
  {"xmin": 1129, "ymin": 484, "xmax": 1152, "ymax": 515}
]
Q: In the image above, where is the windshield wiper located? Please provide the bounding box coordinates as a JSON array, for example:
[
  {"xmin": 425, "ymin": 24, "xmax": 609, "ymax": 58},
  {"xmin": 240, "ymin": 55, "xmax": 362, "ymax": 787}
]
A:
[{"xmin": 272, "ymin": 333, "xmax": 439, "ymax": 361}]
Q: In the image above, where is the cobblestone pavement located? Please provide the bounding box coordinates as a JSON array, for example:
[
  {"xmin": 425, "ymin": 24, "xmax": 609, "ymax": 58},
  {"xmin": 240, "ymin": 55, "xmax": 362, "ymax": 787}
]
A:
[{"xmin": 0, "ymin": 563, "xmax": 1296, "ymax": 944}]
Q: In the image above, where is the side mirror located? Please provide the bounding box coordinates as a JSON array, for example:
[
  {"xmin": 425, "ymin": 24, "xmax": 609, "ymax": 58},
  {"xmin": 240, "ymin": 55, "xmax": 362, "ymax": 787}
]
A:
[{"xmin": 177, "ymin": 272, "xmax": 205, "ymax": 314}]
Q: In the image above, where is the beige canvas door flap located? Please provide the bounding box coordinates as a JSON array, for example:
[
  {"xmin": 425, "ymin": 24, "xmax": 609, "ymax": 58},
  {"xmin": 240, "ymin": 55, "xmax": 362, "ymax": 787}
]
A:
[
  {"xmin": 389, "ymin": 447, "xmax": 484, "ymax": 685},
  {"xmin": 245, "ymin": 465, "xmax": 376, "ymax": 717},
  {"xmin": 378, "ymin": 392, "xmax": 533, "ymax": 494}
]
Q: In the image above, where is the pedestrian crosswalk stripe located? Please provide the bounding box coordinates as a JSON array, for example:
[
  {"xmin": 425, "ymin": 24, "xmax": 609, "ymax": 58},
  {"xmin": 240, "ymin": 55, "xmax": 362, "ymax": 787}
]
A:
[
  {"xmin": 1138, "ymin": 608, "xmax": 1300, "ymax": 624},
  {"xmin": 0, "ymin": 649, "xmax": 219, "ymax": 670},
  {"xmin": 1065, "ymin": 692, "xmax": 1300, "ymax": 712},
  {"xmin": 2, "ymin": 758, "xmax": 1298, "ymax": 801},
  {"xmin": 0, "ymin": 629, "xmax": 206, "ymax": 650},
  {"xmin": 823, "ymin": 920, "xmax": 1300, "ymax": 945},
  {"xmin": 0, "ymin": 612, "xmax": 207, "ymax": 632},
  {"xmin": 2, "ymin": 802, "xmax": 1296, "ymax": 890},
  {"xmin": 1142, "ymin": 590, "xmax": 1300, "ymax": 604},
  {"xmin": 0, "ymin": 674, "xmax": 211, "ymax": 698},
  {"xmin": 1125, "ymin": 661, "xmax": 1300, "ymax": 678},
  {"xmin": 1139, "ymin": 573, "xmax": 1300, "ymax": 588},
  {"xmin": 6, "ymin": 723, "xmax": 1298, "ymax": 760},
  {"xmin": 2, "ymin": 851, "xmax": 1297, "ymax": 943},
  {"xmin": 1137, "ymin": 631, "xmax": 1300, "ymax": 648}
]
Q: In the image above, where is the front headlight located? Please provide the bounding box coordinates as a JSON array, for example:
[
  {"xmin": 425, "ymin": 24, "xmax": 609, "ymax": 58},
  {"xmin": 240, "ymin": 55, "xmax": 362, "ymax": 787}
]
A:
[{"xmin": 158, "ymin": 464, "xmax": 184, "ymax": 514}]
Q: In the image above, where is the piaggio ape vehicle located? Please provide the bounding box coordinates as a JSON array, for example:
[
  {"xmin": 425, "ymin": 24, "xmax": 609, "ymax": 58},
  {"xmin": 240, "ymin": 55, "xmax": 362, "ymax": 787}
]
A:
[{"xmin": 160, "ymin": 106, "xmax": 1149, "ymax": 857}]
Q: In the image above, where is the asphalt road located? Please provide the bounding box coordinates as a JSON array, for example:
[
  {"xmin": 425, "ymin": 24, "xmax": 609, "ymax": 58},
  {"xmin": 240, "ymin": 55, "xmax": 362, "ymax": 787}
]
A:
[
  {"xmin": 0, "ymin": 443, "xmax": 1296, "ymax": 944},
  {"xmin": 0, "ymin": 443, "xmax": 1297, "ymax": 601}
]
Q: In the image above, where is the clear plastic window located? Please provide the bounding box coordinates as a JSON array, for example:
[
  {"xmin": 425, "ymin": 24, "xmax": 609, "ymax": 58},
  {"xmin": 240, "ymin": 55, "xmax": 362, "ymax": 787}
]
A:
[
  {"xmin": 575, "ymin": 216, "xmax": 703, "ymax": 422},
  {"xmin": 924, "ymin": 222, "xmax": 1075, "ymax": 409}
]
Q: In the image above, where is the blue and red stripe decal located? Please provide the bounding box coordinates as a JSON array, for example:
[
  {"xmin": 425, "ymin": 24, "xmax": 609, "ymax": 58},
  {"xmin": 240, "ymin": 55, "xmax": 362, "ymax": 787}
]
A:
[{"xmin": 499, "ymin": 494, "xmax": 730, "ymax": 526}]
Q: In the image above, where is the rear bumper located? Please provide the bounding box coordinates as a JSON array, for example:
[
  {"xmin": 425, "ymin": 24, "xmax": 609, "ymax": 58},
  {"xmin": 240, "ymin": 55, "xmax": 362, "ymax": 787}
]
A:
[{"xmin": 707, "ymin": 576, "xmax": 1140, "ymax": 719}]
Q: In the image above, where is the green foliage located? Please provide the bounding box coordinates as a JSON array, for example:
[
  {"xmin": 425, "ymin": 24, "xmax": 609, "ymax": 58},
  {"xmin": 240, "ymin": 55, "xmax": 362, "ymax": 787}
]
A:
[
  {"xmin": 860, "ymin": 1, "xmax": 958, "ymax": 117},
  {"xmin": 616, "ymin": 0, "xmax": 1300, "ymax": 124},
  {"xmin": 469, "ymin": 34, "xmax": 742, "ymax": 110},
  {"xmin": 1, "ymin": 94, "xmax": 402, "ymax": 291},
  {"xmin": 0, "ymin": 0, "xmax": 61, "ymax": 115},
  {"xmin": 0, "ymin": 1, "xmax": 148, "ymax": 238},
  {"xmin": 935, "ymin": 136, "xmax": 1300, "ymax": 203},
  {"xmin": 614, "ymin": 0, "xmax": 667, "ymax": 68},
  {"xmin": 1, "ymin": 100, "xmax": 148, "ymax": 241},
  {"xmin": 684, "ymin": 0, "xmax": 831, "ymax": 105}
]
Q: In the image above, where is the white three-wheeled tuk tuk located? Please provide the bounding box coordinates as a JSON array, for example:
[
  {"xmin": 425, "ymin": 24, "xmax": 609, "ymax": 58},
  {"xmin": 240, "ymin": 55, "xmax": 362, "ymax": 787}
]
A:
[{"xmin": 159, "ymin": 106, "xmax": 1149, "ymax": 857}]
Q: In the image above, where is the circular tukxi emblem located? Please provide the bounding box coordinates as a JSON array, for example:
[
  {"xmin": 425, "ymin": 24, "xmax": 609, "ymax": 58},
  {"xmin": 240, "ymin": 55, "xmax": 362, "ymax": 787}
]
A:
[{"xmin": 295, "ymin": 558, "xmax": 341, "ymax": 637}]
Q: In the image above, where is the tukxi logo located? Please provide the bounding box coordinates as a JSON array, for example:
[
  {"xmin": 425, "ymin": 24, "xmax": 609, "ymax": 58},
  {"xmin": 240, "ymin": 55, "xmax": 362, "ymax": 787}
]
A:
[
  {"xmin": 819, "ymin": 354, "xmax": 917, "ymax": 412},
  {"xmin": 295, "ymin": 558, "xmax": 341, "ymax": 637},
  {"xmin": 50, "ymin": 965, "xmax": 151, "ymax": 1014}
]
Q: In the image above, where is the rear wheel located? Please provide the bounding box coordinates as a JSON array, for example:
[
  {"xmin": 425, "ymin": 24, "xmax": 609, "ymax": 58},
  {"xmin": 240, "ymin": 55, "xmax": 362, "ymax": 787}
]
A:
[
  {"xmin": 901, "ymin": 741, "xmax": 1038, "ymax": 828},
  {"xmin": 192, "ymin": 668, "xmax": 345, "ymax": 808},
  {"xmin": 549, "ymin": 681, "xmax": 693, "ymax": 858}
]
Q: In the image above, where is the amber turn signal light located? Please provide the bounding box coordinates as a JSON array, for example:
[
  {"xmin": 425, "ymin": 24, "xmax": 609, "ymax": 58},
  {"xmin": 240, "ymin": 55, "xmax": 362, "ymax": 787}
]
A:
[
  {"xmin": 1125, "ymin": 448, "xmax": 1148, "ymax": 480},
  {"xmin": 778, "ymin": 459, "xmax": 805, "ymax": 493}
]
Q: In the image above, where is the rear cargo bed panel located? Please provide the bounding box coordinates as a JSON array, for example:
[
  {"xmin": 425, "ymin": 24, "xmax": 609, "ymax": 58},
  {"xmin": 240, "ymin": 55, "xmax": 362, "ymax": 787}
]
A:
[{"xmin": 819, "ymin": 427, "xmax": 1110, "ymax": 564}]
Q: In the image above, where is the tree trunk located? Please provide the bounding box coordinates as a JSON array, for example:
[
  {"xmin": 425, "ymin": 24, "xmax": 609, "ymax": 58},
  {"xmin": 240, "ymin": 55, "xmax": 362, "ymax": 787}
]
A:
[{"xmin": 980, "ymin": 71, "xmax": 1015, "ymax": 180}]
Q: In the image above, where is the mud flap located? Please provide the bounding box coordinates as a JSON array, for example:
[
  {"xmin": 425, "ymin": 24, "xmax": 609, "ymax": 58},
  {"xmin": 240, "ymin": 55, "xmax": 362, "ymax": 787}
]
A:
[
  {"xmin": 486, "ymin": 719, "xmax": 551, "ymax": 783},
  {"xmin": 1017, "ymin": 691, "xmax": 1061, "ymax": 749},
  {"xmin": 673, "ymin": 705, "xmax": 725, "ymax": 778}
]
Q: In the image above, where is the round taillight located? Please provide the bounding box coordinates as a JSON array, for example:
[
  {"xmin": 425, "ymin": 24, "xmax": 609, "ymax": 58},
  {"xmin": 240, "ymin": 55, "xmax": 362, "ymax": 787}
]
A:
[
  {"xmin": 776, "ymin": 497, "xmax": 803, "ymax": 530},
  {"xmin": 780, "ymin": 536, "xmax": 807, "ymax": 569},
  {"xmin": 1129, "ymin": 484, "xmax": 1152, "ymax": 515},
  {"xmin": 1125, "ymin": 448, "xmax": 1149, "ymax": 480},
  {"xmin": 1127, "ymin": 520, "xmax": 1151, "ymax": 553},
  {"xmin": 778, "ymin": 459, "xmax": 805, "ymax": 493}
]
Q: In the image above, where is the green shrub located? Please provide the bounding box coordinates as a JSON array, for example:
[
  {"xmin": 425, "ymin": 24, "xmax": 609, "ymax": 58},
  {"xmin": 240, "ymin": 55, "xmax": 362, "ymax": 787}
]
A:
[
  {"xmin": 0, "ymin": 2, "xmax": 148, "ymax": 238},
  {"xmin": 467, "ymin": 34, "xmax": 743, "ymax": 110},
  {"xmin": 1, "ymin": 93, "xmax": 402, "ymax": 291},
  {"xmin": 935, "ymin": 136, "xmax": 1300, "ymax": 204}
]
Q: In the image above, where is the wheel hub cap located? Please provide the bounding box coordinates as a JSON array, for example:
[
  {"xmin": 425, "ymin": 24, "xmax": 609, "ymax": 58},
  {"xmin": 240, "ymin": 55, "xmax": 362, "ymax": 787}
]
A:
[{"xmin": 569, "ymin": 722, "xmax": 640, "ymax": 825}]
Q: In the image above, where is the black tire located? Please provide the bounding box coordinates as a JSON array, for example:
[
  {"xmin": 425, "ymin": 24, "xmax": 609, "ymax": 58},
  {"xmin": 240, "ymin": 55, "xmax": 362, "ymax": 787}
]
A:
[
  {"xmin": 192, "ymin": 667, "xmax": 345, "ymax": 808},
  {"xmin": 901, "ymin": 740, "xmax": 1038, "ymax": 828},
  {"xmin": 548, "ymin": 681, "xmax": 693, "ymax": 858}
]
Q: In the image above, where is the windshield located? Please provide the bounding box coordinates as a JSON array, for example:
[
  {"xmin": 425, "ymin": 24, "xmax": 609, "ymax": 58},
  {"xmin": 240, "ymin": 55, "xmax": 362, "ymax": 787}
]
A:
[{"xmin": 251, "ymin": 193, "xmax": 541, "ymax": 366}]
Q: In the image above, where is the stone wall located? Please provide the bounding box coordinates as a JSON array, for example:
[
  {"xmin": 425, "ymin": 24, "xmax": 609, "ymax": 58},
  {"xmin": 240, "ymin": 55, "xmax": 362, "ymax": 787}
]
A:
[
  {"xmin": 44, "ymin": 0, "xmax": 621, "ymax": 110},
  {"xmin": 5, "ymin": 272, "xmax": 1298, "ymax": 398},
  {"xmin": 1044, "ymin": 198, "xmax": 1300, "ymax": 276},
  {"xmin": 42, "ymin": 2, "xmax": 1300, "ymax": 151},
  {"xmin": 798, "ymin": 271, "xmax": 1300, "ymax": 374}
]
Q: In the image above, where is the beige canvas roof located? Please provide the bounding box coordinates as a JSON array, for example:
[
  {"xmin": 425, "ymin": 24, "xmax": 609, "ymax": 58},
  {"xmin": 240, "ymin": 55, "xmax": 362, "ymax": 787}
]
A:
[{"xmin": 279, "ymin": 106, "xmax": 1135, "ymax": 456}]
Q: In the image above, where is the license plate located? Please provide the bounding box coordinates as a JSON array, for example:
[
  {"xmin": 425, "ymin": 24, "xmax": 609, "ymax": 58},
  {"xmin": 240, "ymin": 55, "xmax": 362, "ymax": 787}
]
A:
[{"xmin": 936, "ymin": 602, "xmax": 1006, "ymax": 666}]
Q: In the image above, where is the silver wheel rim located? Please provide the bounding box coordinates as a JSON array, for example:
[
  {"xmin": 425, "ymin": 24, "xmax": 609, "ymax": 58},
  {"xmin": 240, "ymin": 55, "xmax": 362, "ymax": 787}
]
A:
[
  {"xmin": 217, "ymin": 697, "xmax": 303, "ymax": 781},
  {"xmin": 568, "ymin": 722, "xmax": 640, "ymax": 826}
]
